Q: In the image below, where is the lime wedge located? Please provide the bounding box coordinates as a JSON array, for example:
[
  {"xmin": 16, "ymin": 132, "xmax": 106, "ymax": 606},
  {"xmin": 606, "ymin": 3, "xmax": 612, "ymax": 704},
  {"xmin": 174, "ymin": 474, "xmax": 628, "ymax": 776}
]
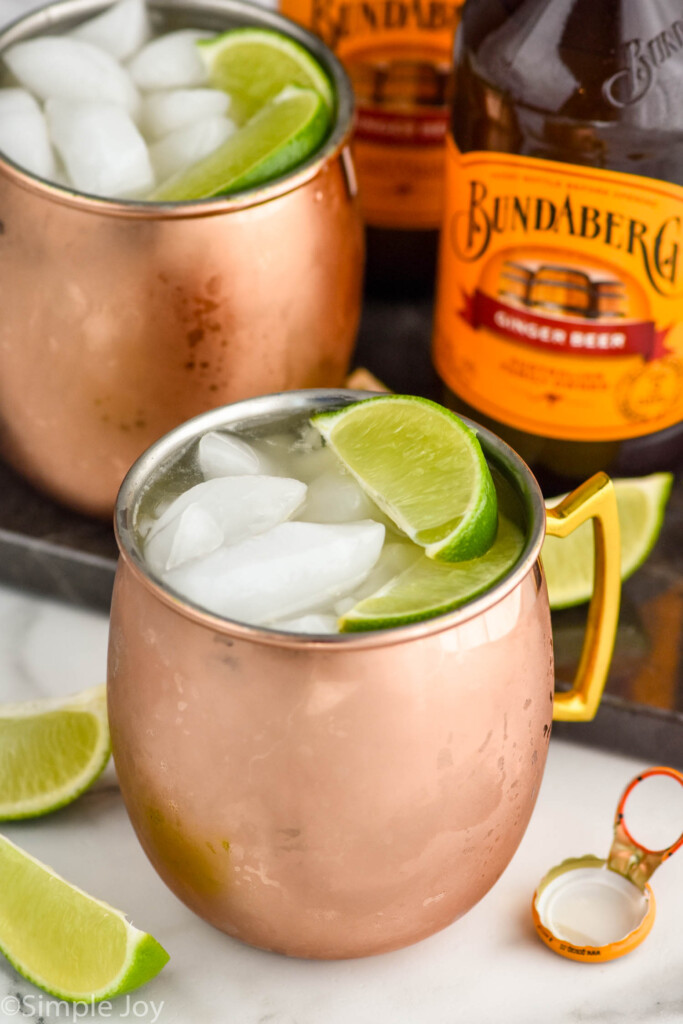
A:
[
  {"xmin": 151, "ymin": 85, "xmax": 329, "ymax": 201},
  {"xmin": 198, "ymin": 27, "xmax": 334, "ymax": 124},
  {"xmin": 543, "ymin": 473, "xmax": 673, "ymax": 610},
  {"xmin": 0, "ymin": 833, "xmax": 168, "ymax": 1001},
  {"xmin": 340, "ymin": 514, "xmax": 526, "ymax": 631},
  {"xmin": 0, "ymin": 685, "xmax": 110, "ymax": 821},
  {"xmin": 311, "ymin": 396, "xmax": 498, "ymax": 562}
]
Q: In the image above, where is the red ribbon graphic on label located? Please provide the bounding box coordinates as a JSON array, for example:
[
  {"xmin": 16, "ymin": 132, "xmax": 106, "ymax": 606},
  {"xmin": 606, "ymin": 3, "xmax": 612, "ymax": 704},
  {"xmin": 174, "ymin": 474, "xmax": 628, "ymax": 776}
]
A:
[
  {"xmin": 355, "ymin": 106, "xmax": 449, "ymax": 147},
  {"xmin": 460, "ymin": 290, "xmax": 671, "ymax": 362}
]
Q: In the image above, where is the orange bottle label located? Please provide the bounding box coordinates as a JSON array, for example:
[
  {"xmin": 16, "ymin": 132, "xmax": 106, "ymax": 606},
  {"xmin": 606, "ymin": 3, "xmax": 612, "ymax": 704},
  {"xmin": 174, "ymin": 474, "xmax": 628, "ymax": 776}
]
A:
[
  {"xmin": 281, "ymin": 0, "xmax": 464, "ymax": 228},
  {"xmin": 433, "ymin": 138, "xmax": 683, "ymax": 441}
]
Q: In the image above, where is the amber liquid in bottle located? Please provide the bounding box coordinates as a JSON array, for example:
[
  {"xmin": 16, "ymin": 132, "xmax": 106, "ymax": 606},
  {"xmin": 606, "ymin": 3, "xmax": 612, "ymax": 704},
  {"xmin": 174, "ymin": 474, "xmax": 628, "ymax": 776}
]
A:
[
  {"xmin": 280, "ymin": 0, "xmax": 464, "ymax": 297},
  {"xmin": 438, "ymin": 0, "xmax": 683, "ymax": 483},
  {"xmin": 352, "ymin": 51, "xmax": 452, "ymax": 295}
]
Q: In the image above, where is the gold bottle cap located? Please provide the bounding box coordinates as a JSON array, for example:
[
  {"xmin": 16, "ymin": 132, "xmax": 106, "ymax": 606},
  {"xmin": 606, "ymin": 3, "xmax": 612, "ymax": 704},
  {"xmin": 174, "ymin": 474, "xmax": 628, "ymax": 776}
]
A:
[{"xmin": 532, "ymin": 767, "xmax": 683, "ymax": 963}]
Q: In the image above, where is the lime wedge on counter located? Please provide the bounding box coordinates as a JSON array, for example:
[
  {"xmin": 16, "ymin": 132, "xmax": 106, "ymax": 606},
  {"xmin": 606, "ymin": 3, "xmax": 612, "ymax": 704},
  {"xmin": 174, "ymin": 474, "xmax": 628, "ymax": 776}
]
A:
[
  {"xmin": 340, "ymin": 514, "xmax": 526, "ymax": 631},
  {"xmin": 198, "ymin": 26, "xmax": 334, "ymax": 124},
  {"xmin": 311, "ymin": 396, "xmax": 498, "ymax": 562},
  {"xmin": 543, "ymin": 473, "xmax": 673, "ymax": 610},
  {"xmin": 0, "ymin": 833, "xmax": 168, "ymax": 1001},
  {"xmin": 0, "ymin": 685, "xmax": 109, "ymax": 821},
  {"xmin": 151, "ymin": 85, "xmax": 329, "ymax": 201}
]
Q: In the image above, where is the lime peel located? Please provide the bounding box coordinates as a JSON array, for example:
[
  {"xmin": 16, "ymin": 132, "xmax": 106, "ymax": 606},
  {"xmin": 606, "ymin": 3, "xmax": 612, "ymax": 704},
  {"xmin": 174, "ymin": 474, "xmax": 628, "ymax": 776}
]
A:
[
  {"xmin": 151, "ymin": 85, "xmax": 329, "ymax": 201},
  {"xmin": 0, "ymin": 684, "xmax": 110, "ymax": 821},
  {"xmin": 0, "ymin": 833, "xmax": 169, "ymax": 1002},
  {"xmin": 340, "ymin": 514, "xmax": 526, "ymax": 631},
  {"xmin": 198, "ymin": 26, "xmax": 334, "ymax": 124},
  {"xmin": 543, "ymin": 472, "xmax": 673, "ymax": 610},
  {"xmin": 311, "ymin": 395, "xmax": 498, "ymax": 562}
]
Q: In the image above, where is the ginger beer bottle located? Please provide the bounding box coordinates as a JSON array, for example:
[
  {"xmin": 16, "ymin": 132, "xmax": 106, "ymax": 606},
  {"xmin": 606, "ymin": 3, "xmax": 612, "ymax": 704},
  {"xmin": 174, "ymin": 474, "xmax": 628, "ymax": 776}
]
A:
[
  {"xmin": 280, "ymin": 0, "xmax": 465, "ymax": 292},
  {"xmin": 433, "ymin": 0, "xmax": 683, "ymax": 482}
]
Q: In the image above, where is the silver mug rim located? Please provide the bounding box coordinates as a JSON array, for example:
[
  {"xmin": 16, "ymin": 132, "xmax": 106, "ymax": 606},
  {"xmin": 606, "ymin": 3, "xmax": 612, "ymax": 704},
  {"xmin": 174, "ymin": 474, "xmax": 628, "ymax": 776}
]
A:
[{"xmin": 114, "ymin": 389, "xmax": 548, "ymax": 650}]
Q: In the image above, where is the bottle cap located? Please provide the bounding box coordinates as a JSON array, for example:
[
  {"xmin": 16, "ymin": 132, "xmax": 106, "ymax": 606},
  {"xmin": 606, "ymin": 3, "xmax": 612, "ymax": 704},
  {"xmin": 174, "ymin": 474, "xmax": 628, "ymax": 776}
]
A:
[{"xmin": 532, "ymin": 767, "xmax": 683, "ymax": 962}]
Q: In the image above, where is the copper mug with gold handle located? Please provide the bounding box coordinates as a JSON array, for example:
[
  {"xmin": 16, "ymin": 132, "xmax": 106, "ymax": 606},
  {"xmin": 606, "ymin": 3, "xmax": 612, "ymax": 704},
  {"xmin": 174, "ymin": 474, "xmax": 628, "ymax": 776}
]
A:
[{"xmin": 107, "ymin": 390, "xmax": 621, "ymax": 958}]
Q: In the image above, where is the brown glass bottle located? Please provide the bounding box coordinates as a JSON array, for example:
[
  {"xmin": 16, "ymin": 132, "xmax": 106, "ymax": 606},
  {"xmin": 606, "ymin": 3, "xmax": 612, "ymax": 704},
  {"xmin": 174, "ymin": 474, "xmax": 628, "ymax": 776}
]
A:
[
  {"xmin": 279, "ymin": 0, "xmax": 464, "ymax": 297},
  {"xmin": 356, "ymin": 50, "xmax": 451, "ymax": 295},
  {"xmin": 434, "ymin": 0, "xmax": 683, "ymax": 484}
]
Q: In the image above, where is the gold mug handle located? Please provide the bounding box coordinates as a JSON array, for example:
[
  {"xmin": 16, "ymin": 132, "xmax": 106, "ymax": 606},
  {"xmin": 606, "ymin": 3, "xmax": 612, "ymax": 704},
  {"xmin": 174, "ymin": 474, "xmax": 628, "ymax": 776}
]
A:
[{"xmin": 545, "ymin": 472, "xmax": 621, "ymax": 723}]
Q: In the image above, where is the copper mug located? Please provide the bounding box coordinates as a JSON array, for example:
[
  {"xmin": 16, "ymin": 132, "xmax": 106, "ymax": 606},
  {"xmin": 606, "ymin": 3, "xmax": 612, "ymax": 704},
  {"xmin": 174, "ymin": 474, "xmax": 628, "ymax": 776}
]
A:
[
  {"xmin": 0, "ymin": 0, "xmax": 362, "ymax": 518},
  {"xmin": 107, "ymin": 389, "xmax": 621, "ymax": 958}
]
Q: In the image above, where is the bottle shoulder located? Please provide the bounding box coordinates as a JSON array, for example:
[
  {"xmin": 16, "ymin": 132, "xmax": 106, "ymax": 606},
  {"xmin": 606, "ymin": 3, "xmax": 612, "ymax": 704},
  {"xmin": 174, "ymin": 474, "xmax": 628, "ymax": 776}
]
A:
[
  {"xmin": 459, "ymin": 0, "xmax": 683, "ymax": 125},
  {"xmin": 454, "ymin": 0, "xmax": 683, "ymax": 181}
]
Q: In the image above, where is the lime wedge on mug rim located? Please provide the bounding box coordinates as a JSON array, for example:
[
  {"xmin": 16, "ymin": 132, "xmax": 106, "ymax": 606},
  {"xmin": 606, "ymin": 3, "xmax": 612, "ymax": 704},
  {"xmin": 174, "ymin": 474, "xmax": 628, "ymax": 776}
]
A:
[
  {"xmin": 542, "ymin": 472, "xmax": 673, "ymax": 609},
  {"xmin": 198, "ymin": 26, "xmax": 334, "ymax": 124},
  {"xmin": 0, "ymin": 833, "xmax": 168, "ymax": 1001},
  {"xmin": 151, "ymin": 85, "xmax": 330, "ymax": 201},
  {"xmin": 0, "ymin": 684, "xmax": 109, "ymax": 821},
  {"xmin": 311, "ymin": 396, "xmax": 499, "ymax": 562},
  {"xmin": 340, "ymin": 515, "xmax": 526, "ymax": 631}
]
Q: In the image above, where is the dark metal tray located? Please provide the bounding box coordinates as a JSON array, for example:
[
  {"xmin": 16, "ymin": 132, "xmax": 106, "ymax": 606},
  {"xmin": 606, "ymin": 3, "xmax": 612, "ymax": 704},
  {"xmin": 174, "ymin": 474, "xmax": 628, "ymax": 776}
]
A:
[{"xmin": 1, "ymin": 296, "xmax": 681, "ymax": 767}]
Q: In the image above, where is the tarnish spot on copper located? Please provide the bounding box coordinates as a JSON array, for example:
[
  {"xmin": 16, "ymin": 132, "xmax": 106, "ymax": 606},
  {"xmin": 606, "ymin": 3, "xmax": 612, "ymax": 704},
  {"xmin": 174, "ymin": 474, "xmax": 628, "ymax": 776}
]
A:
[
  {"xmin": 145, "ymin": 806, "xmax": 224, "ymax": 895},
  {"xmin": 437, "ymin": 747, "xmax": 453, "ymax": 769},
  {"xmin": 478, "ymin": 730, "xmax": 493, "ymax": 753}
]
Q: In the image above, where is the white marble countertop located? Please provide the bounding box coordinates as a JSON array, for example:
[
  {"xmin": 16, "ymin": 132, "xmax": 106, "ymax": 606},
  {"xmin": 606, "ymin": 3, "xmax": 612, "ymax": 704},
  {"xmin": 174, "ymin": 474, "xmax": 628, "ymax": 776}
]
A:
[{"xmin": 0, "ymin": 582, "xmax": 681, "ymax": 1024}]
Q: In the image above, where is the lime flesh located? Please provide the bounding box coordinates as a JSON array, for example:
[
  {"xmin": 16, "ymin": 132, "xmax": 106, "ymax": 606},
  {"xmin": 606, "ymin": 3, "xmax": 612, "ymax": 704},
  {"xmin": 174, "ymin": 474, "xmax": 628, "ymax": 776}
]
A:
[
  {"xmin": 151, "ymin": 85, "xmax": 329, "ymax": 200},
  {"xmin": 340, "ymin": 514, "xmax": 526, "ymax": 631},
  {"xmin": 0, "ymin": 834, "xmax": 169, "ymax": 1001},
  {"xmin": 0, "ymin": 685, "xmax": 110, "ymax": 821},
  {"xmin": 198, "ymin": 27, "xmax": 334, "ymax": 124},
  {"xmin": 543, "ymin": 473, "xmax": 673, "ymax": 610},
  {"xmin": 312, "ymin": 396, "xmax": 498, "ymax": 562}
]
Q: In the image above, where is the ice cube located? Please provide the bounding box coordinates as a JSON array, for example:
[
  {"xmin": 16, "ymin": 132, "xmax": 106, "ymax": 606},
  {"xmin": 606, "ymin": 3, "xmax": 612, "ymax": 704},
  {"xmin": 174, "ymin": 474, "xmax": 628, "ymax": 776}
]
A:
[
  {"xmin": 274, "ymin": 614, "xmax": 339, "ymax": 635},
  {"xmin": 72, "ymin": 0, "xmax": 151, "ymax": 61},
  {"xmin": 145, "ymin": 476, "xmax": 307, "ymax": 569},
  {"xmin": 245, "ymin": 433, "xmax": 309, "ymax": 479},
  {"xmin": 127, "ymin": 30, "xmax": 211, "ymax": 91},
  {"xmin": 4, "ymin": 37, "xmax": 139, "ymax": 113},
  {"xmin": 301, "ymin": 468, "xmax": 376, "ymax": 522},
  {"xmin": 292, "ymin": 421, "xmax": 326, "ymax": 452},
  {"xmin": 46, "ymin": 98, "xmax": 154, "ymax": 198},
  {"xmin": 140, "ymin": 87, "xmax": 230, "ymax": 141},
  {"xmin": 198, "ymin": 432, "xmax": 262, "ymax": 479},
  {"xmin": 136, "ymin": 514, "xmax": 155, "ymax": 540},
  {"xmin": 150, "ymin": 115, "xmax": 235, "ymax": 182},
  {"xmin": 163, "ymin": 520, "xmax": 386, "ymax": 624},
  {"xmin": 288, "ymin": 445, "xmax": 341, "ymax": 484},
  {"xmin": 0, "ymin": 89, "xmax": 56, "ymax": 179},
  {"xmin": 145, "ymin": 502, "xmax": 224, "ymax": 574},
  {"xmin": 258, "ymin": 434, "xmax": 338, "ymax": 483},
  {"xmin": 336, "ymin": 541, "xmax": 421, "ymax": 611}
]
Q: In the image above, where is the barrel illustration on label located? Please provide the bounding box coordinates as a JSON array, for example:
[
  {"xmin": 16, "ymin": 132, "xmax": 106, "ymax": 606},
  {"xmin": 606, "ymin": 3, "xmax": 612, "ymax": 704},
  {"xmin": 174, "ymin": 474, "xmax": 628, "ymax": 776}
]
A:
[
  {"xmin": 463, "ymin": 248, "xmax": 681, "ymax": 428},
  {"xmin": 497, "ymin": 259, "xmax": 627, "ymax": 320},
  {"xmin": 435, "ymin": 147, "xmax": 683, "ymax": 445}
]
